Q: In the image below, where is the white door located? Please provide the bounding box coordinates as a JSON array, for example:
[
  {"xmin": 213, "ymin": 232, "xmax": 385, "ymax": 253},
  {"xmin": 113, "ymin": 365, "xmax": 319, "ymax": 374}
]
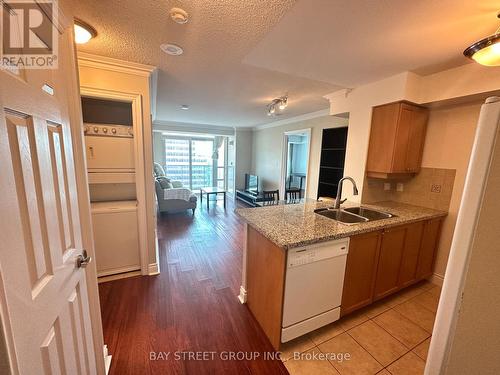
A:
[{"xmin": 0, "ymin": 9, "xmax": 98, "ymax": 375}]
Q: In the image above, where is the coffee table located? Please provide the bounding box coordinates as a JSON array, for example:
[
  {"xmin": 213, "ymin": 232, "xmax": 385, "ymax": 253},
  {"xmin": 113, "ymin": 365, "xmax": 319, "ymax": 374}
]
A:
[{"xmin": 200, "ymin": 187, "xmax": 226, "ymax": 210}]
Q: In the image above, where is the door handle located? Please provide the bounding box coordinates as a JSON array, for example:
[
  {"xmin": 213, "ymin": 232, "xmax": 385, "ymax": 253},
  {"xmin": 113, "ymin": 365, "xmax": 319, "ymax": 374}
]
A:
[{"xmin": 76, "ymin": 249, "xmax": 92, "ymax": 268}]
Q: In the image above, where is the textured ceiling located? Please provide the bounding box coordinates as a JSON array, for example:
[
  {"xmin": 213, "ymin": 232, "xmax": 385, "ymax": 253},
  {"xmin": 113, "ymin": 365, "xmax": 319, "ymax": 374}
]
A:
[
  {"xmin": 70, "ymin": 0, "xmax": 500, "ymax": 128},
  {"xmin": 244, "ymin": 0, "xmax": 500, "ymax": 86},
  {"xmin": 70, "ymin": 0, "xmax": 338, "ymax": 127}
]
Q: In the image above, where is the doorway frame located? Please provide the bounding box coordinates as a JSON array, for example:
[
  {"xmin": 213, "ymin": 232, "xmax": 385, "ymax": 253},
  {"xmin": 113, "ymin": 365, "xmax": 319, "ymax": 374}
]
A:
[{"xmin": 280, "ymin": 128, "xmax": 312, "ymax": 200}]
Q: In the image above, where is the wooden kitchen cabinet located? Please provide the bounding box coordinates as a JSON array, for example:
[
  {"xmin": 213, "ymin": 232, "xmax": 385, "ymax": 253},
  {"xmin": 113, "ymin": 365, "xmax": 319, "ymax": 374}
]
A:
[
  {"xmin": 416, "ymin": 218, "xmax": 442, "ymax": 279},
  {"xmin": 398, "ymin": 221, "xmax": 425, "ymax": 288},
  {"xmin": 341, "ymin": 231, "xmax": 382, "ymax": 316},
  {"xmin": 366, "ymin": 101, "xmax": 429, "ymax": 179},
  {"xmin": 342, "ymin": 218, "xmax": 442, "ymax": 316},
  {"xmin": 373, "ymin": 226, "xmax": 407, "ymax": 300}
]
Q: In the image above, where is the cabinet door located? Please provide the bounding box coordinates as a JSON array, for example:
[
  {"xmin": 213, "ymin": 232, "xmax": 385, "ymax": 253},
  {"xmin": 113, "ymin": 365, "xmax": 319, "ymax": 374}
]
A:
[
  {"xmin": 398, "ymin": 221, "xmax": 425, "ymax": 288},
  {"xmin": 341, "ymin": 231, "xmax": 382, "ymax": 316},
  {"xmin": 366, "ymin": 103, "xmax": 400, "ymax": 173},
  {"xmin": 374, "ymin": 226, "xmax": 406, "ymax": 300},
  {"xmin": 392, "ymin": 104, "xmax": 429, "ymax": 173},
  {"xmin": 404, "ymin": 107, "xmax": 428, "ymax": 173},
  {"xmin": 416, "ymin": 219, "xmax": 442, "ymax": 279}
]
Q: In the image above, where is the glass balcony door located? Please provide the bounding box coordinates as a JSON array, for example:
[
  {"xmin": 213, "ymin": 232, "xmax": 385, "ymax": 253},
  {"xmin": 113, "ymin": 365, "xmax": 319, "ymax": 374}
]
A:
[{"xmin": 164, "ymin": 136, "xmax": 214, "ymax": 190}]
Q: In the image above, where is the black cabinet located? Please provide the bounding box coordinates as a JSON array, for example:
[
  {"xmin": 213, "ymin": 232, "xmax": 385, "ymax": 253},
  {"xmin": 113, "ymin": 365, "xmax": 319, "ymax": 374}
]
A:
[{"xmin": 317, "ymin": 127, "xmax": 348, "ymax": 199}]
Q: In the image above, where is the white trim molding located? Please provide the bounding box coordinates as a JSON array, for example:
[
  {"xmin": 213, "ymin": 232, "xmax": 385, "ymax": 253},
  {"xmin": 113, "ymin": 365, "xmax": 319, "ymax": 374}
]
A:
[
  {"xmin": 78, "ymin": 52, "xmax": 157, "ymax": 77},
  {"xmin": 148, "ymin": 262, "xmax": 161, "ymax": 276},
  {"xmin": 429, "ymin": 273, "xmax": 445, "ymax": 287},
  {"xmin": 103, "ymin": 345, "xmax": 112, "ymax": 375},
  {"xmin": 254, "ymin": 108, "xmax": 330, "ymax": 131},
  {"xmin": 238, "ymin": 286, "xmax": 247, "ymax": 304}
]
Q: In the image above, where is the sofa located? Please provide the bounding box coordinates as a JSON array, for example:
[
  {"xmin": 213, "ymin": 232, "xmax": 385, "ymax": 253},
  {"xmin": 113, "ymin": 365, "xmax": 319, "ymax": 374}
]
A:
[{"xmin": 154, "ymin": 163, "xmax": 197, "ymax": 214}]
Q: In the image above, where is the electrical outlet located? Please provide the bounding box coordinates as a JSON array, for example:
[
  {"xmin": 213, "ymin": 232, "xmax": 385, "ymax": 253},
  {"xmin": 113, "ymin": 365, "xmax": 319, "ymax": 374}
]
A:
[
  {"xmin": 431, "ymin": 184, "xmax": 442, "ymax": 193},
  {"xmin": 396, "ymin": 183, "xmax": 404, "ymax": 192},
  {"xmin": 384, "ymin": 183, "xmax": 391, "ymax": 191}
]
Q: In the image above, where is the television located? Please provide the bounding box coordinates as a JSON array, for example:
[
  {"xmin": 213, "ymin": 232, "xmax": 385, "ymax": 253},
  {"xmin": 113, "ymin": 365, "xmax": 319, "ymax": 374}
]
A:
[{"xmin": 245, "ymin": 174, "xmax": 259, "ymax": 194}]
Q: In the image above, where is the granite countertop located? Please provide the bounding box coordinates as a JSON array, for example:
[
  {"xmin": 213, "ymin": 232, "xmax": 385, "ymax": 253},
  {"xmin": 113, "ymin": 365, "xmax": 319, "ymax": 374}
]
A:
[{"xmin": 235, "ymin": 201, "xmax": 447, "ymax": 249}]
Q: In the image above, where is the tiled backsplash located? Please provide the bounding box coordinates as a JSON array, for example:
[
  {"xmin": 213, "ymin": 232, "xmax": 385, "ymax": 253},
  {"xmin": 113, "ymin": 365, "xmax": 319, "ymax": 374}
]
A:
[{"xmin": 362, "ymin": 167, "xmax": 456, "ymax": 212}]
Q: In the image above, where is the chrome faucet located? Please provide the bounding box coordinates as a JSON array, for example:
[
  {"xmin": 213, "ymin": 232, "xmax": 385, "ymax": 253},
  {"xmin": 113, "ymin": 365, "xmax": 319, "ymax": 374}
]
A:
[{"xmin": 334, "ymin": 177, "xmax": 359, "ymax": 209}]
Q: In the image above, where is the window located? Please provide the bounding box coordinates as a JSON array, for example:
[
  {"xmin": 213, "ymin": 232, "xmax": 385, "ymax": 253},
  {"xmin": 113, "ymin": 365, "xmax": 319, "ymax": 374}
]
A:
[{"xmin": 163, "ymin": 136, "xmax": 216, "ymax": 190}]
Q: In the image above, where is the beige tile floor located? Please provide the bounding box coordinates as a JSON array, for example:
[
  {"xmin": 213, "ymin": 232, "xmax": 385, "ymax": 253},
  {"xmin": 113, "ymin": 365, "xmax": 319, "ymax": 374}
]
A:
[{"xmin": 282, "ymin": 281, "xmax": 440, "ymax": 375}]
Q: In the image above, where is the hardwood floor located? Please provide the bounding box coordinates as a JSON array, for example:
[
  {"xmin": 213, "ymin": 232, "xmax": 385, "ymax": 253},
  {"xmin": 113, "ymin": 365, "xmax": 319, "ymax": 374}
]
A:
[{"xmin": 99, "ymin": 196, "xmax": 288, "ymax": 374}]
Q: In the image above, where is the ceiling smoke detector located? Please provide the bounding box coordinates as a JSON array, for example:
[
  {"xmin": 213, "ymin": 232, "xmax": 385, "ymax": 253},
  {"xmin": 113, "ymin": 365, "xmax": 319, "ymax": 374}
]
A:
[
  {"xmin": 170, "ymin": 8, "xmax": 189, "ymax": 24},
  {"xmin": 161, "ymin": 43, "xmax": 184, "ymax": 56}
]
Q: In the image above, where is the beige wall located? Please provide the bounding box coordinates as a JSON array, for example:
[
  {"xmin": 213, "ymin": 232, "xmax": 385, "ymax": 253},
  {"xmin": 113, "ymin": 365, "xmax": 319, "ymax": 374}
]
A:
[
  {"xmin": 252, "ymin": 115, "xmax": 349, "ymax": 199},
  {"xmin": 421, "ymin": 102, "xmax": 481, "ymax": 278}
]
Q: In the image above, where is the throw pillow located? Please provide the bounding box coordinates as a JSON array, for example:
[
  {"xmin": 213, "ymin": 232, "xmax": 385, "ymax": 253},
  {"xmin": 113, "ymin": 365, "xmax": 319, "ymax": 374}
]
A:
[{"xmin": 157, "ymin": 176, "xmax": 173, "ymax": 189}]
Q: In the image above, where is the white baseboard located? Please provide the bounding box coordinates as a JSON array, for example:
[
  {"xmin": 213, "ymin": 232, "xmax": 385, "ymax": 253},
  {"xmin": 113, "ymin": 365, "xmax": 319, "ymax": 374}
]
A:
[
  {"xmin": 98, "ymin": 270, "xmax": 141, "ymax": 283},
  {"xmin": 238, "ymin": 286, "xmax": 247, "ymax": 304},
  {"xmin": 148, "ymin": 262, "xmax": 160, "ymax": 275},
  {"xmin": 429, "ymin": 273, "xmax": 445, "ymax": 287},
  {"xmin": 103, "ymin": 345, "xmax": 112, "ymax": 375}
]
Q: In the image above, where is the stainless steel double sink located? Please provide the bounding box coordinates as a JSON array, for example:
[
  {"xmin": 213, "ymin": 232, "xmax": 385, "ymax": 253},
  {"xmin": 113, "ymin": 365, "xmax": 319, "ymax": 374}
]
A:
[{"xmin": 314, "ymin": 206, "xmax": 395, "ymax": 224}]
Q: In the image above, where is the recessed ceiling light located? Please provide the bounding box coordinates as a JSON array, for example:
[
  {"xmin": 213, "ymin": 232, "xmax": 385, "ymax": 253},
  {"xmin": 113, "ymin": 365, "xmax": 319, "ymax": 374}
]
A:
[
  {"xmin": 170, "ymin": 8, "xmax": 189, "ymax": 24},
  {"xmin": 160, "ymin": 43, "xmax": 184, "ymax": 56},
  {"xmin": 464, "ymin": 12, "xmax": 500, "ymax": 66},
  {"xmin": 74, "ymin": 19, "xmax": 97, "ymax": 44},
  {"xmin": 181, "ymin": 105, "xmax": 190, "ymax": 110}
]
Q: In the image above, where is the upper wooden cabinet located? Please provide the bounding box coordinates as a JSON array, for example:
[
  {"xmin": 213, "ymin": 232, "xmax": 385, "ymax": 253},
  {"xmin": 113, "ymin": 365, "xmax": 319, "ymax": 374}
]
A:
[{"xmin": 366, "ymin": 101, "xmax": 429, "ymax": 179}]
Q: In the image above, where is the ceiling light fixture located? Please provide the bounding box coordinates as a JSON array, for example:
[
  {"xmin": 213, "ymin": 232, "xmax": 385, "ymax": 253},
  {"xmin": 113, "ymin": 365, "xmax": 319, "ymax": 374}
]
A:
[
  {"xmin": 267, "ymin": 96, "xmax": 288, "ymax": 116},
  {"xmin": 464, "ymin": 12, "xmax": 500, "ymax": 66},
  {"xmin": 170, "ymin": 8, "xmax": 189, "ymax": 24},
  {"xmin": 161, "ymin": 43, "xmax": 184, "ymax": 56},
  {"xmin": 74, "ymin": 19, "xmax": 97, "ymax": 44},
  {"xmin": 180, "ymin": 104, "xmax": 190, "ymax": 110}
]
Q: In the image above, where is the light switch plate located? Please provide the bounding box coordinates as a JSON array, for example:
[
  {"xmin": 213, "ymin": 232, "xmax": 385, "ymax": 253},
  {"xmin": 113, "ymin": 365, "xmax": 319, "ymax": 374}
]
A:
[
  {"xmin": 396, "ymin": 183, "xmax": 404, "ymax": 192},
  {"xmin": 384, "ymin": 183, "xmax": 391, "ymax": 191}
]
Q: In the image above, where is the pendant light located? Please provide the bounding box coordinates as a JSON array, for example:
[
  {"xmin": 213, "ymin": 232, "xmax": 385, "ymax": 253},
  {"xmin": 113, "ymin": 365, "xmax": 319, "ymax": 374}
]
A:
[{"xmin": 463, "ymin": 13, "xmax": 500, "ymax": 66}]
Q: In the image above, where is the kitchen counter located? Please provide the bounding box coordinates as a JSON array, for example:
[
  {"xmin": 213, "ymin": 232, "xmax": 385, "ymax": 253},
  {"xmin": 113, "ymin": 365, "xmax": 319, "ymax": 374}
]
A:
[{"xmin": 235, "ymin": 200, "xmax": 447, "ymax": 249}]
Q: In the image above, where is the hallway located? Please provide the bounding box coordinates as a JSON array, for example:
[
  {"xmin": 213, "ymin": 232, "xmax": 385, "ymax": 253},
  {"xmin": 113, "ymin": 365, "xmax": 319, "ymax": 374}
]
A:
[{"xmin": 98, "ymin": 198, "xmax": 288, "ymax": 374}]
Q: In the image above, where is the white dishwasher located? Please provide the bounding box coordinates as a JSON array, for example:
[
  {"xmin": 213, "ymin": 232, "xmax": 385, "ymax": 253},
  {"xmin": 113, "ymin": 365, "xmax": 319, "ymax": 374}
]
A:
[{"xmin": 281, "ymin": 238, "xmax": 349, "ymax": 343}]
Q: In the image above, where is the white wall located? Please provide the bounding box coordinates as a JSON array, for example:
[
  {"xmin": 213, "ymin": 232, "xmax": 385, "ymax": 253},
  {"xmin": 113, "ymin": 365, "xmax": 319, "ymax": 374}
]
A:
[
  {"xmin": 235, "ymin": 129, "xmax": 253, "ymax": 190},
  {"xmin": 152, "ymin": 131, "xmax": 164, "ymax": 166},
  {"xmin": 252, "ymin": 115, "xmax": 349, "ymax": 198}
]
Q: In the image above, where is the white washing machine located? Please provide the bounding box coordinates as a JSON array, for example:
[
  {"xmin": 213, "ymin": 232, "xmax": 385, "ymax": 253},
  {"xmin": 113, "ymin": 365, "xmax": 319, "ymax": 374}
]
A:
[{"xmin": 91, "ymin": 200, "xmax": 140, "ymax": 277}]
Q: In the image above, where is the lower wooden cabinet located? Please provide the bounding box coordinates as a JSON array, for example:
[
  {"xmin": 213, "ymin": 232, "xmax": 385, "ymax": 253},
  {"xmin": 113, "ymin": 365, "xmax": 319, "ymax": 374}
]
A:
[
  {"xmin": 398, "ymin": 221, "xmax": 425, "ymax": 287},
  {"xmin": 373, "ymin": 226, "xmax": 407, "ymax": 300},
  {"xmin": 341, "ymin": 231, "xmax": 381, "ymax": 316},
  {"xmin": 416, "ymin": 218, "xmax": 442, "ymax": 279},
  {"xmin": 342, "ymin": 218, "xmax": 443, "ymax": 316}
]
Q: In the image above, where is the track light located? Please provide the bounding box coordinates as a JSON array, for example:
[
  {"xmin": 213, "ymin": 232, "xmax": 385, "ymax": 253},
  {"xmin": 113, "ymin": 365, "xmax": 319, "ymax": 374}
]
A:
[{"xmin": 267, "ymin": 96, "xmax": 288, "ymax": 116}]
